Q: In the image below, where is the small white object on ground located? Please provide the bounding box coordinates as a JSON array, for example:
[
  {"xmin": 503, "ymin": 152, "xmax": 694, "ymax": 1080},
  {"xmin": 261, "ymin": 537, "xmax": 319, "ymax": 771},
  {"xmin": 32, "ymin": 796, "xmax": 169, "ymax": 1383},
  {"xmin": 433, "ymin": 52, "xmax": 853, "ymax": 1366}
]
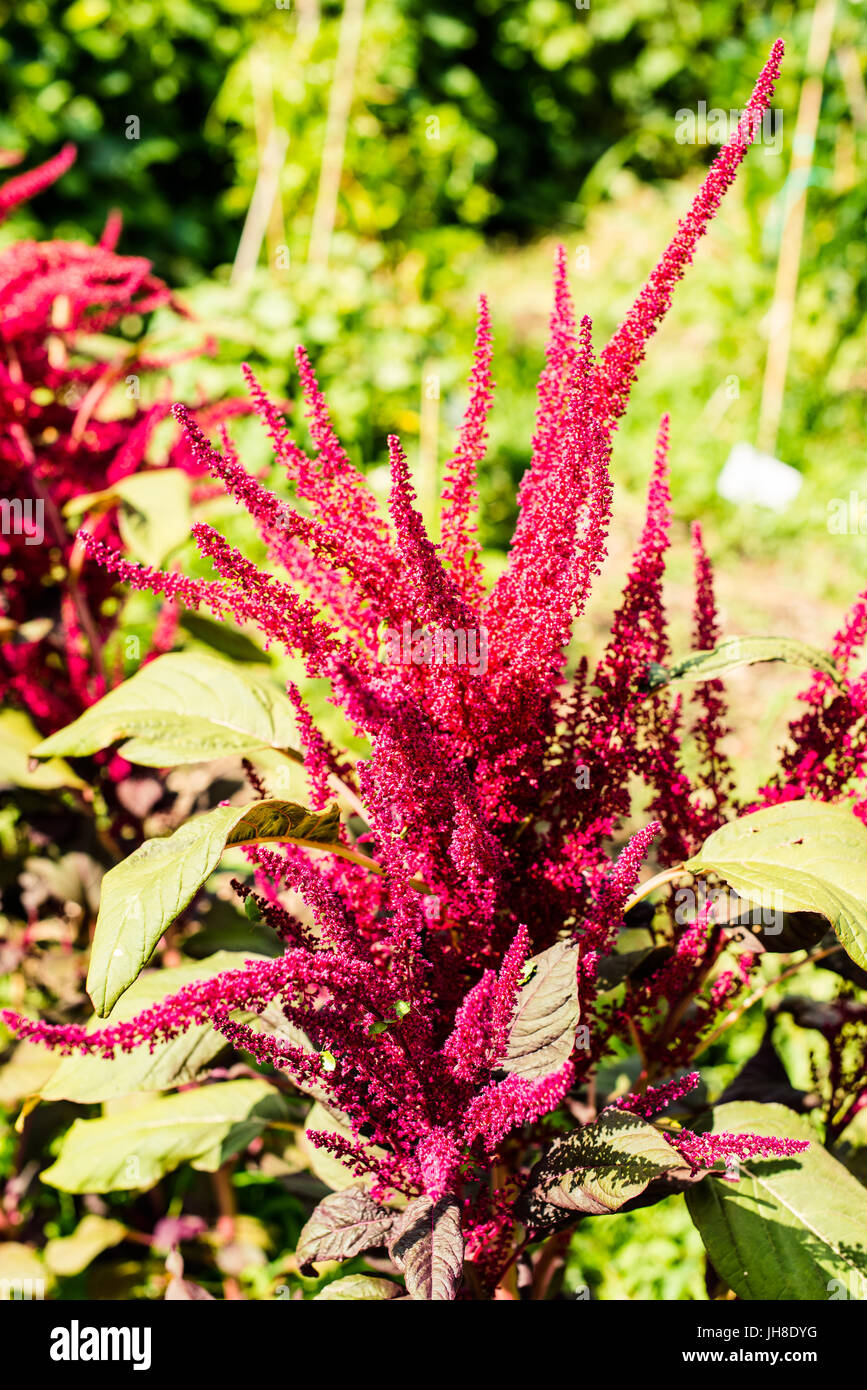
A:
[{"xmin": 717, "ymin": 441, "xmax": 802, "ymax": 511}]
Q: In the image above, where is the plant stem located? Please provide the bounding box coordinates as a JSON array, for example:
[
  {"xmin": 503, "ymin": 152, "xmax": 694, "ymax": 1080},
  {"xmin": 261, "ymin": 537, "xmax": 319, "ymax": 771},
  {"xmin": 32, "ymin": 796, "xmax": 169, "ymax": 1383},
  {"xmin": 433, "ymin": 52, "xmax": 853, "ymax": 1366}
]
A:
[
  {"xmin": 531, "ymin": 1229, "xmax": 570, "ymax": 1300},
  {"xmin": 243, "ymin": 833, "xmax": 429, "ymax": 892},
  {"xmin": 623, "ymin": 863, "xmax": 688, "ymax": 915},
  {"xmin": 686, "ymin": 942, "xmax": 841, "ymax": 1061}
]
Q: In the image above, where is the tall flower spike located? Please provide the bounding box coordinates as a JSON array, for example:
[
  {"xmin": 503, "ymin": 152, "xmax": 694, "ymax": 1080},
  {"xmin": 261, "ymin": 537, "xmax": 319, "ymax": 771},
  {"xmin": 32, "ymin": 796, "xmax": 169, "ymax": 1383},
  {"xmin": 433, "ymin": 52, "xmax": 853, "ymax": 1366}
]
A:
[
  {"xmin": 614, "ymin": 1071, "xmax": 701, "ymax": 1118},
  {"xmin": 596, "ymin": 40, "xmax": 784, "ymax": 423},
  {"xmin": 485, "ymin": 316, "xmax": 612, "ymax": 699},
  {"xmin": 176, "ymin": 406, "xmax": 384, "ymax": 636},
  {"xmin": 580, "ymin": 821, "xmax": 659, "ymax": 966},
  {"xmin": 483, "ymin": 247, "xmax": 579, "ymax": 642},
  {"xmin": 510, "ymin": 244, "xmax": 579, "ymax": 543},
  {"xmin": 294, "ymin": 346, "xmax": 393, "ymax": 552},
  {"xmin": 241, "ymin": 362, "xmax": 399, "ymax": 613},
  {"xmin": 689, "ymin": 521, "xmax": 733, "ymax": 831},
  {"xmin": 0, "ymin": 143, "xmax": 76, "ymax": 221},
  {"xmin": 670, "ymin": 1129, "xmax": 809, "ymax": 1172},
  {"xmin": 439, "ymin": 296, "xmax": 494, "ymax": 606},
  {"xmin": 388, "ymin": 433, "xmax": 477, "ymax": 634},
  {"xmin": 589, "ymin": 416, "xmax": 699, "ymax": 859}
]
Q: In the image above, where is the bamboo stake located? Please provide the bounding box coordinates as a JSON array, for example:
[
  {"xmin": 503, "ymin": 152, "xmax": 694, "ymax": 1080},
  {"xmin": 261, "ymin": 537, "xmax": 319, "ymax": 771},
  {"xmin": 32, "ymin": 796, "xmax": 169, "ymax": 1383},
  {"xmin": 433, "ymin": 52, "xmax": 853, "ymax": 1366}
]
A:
[
  {"xmin": 756, "ymin": 0, "xmax": 837, "ymax": 456},
  {"xmin": 836, "ymin": 45, "xmax": 867, "ymax": 129},
  {"xmin": 230, "ymin": 126, "xmax": 289, "ymax": 289},
  {"xmin": 295, "ymin": 0, "xmax": 320, "ymax": 42},
  {"xmin": 249, "ymin": 45, "xmax": 288, "ymax": 269},
  {"xmin": 308, "ymin": 0, "xmax": 366, "ymax": 266}
]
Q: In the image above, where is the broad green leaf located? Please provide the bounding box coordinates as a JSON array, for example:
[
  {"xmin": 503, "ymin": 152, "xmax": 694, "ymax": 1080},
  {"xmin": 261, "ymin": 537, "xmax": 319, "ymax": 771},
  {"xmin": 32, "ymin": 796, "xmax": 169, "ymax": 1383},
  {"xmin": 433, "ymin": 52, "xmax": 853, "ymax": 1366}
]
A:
[
  {"xmin": 35, "ymin": 651, "xmax": 301, "ymax": 767},
  {"xmin": 388, "ymin": 1195, "xmax": 463, "ymax": 1301},
  {"xmin": 314, "ymin": 1275, "xmax": 403, "ymax": 1301},
  {"xmin": 518, "ymin": 1107, "xmax": 683, "ymax": 1228},
  {"xmin": 44, "ymin": 1215, "xmax": 127, "ymax": 1277},
  {"xmin": 687, "ymin": 801, "xmax": 867, "ymax": 972},
  {"xmin": 86, "ymin": 798, "xmax": 340, "ymax": 1016},
  {"xmin": 686, "ymin": 1101, "xmax": 867, "ymax": 1300},
  {"xmin": 498, "ymin": 940, "xmax": 580, "ymax": 1079},
  {"xmin": 300, "ymin": 1101, "xmax": 399, "ymax": 1195},
  {"xmin": 183, "ymin": 903, "xmax": 284, "ymax": 959},
  {"xmin": 300, "ymin": 1102, "xmax": 370, "ymax": 1192},
  {"xmin": 179, "ymin": 611, "xmax": 265, "ymax": 664},
  {"xmin": 645, "ymin": 636, "xmax": 841, "ymax": 690},
  {"xmin": 0, "ymin": 709, "xmax": 84, "ymax": 790},
  {"xmin": 41, "ymin": 953, "xmax": 267, "ymax": 1103},
  {"xmin": 296, "ymin": 1186, "xmax": 394, "ymax": 1270},
  {"xmin": 834, "ymin": 1110, "xmax": 867, "ymax": 1186},
  {"xmin": 67, "ymin": 469, "xmax": 191, "ymax": 569},
  {"xmin": 41, "ymin": 1078, "xmax": 284, "ymax": 1193}
]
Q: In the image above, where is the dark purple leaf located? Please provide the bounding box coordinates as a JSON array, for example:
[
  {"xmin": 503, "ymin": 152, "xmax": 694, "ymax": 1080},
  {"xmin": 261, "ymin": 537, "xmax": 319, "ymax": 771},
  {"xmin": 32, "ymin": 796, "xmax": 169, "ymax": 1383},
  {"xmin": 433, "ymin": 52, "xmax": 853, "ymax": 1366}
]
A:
[
  {"xmin": 717, "ymin": 1021, "xmax": 818, "ymax": 1111},
  {"xmin": 388, "ymin": 1195, "xmax": 463, "ymax": 1301},
  {"xmin": 498, "ymin": 940, "xmax": 580, "ymax": 1079},
  {"xmin": 296, "ymin": 1185, "xmax": 394, "ymax": 1273},
  {"xmin": 517, "ymin": 1107, "xmax": 683, "ymax": 1230}
]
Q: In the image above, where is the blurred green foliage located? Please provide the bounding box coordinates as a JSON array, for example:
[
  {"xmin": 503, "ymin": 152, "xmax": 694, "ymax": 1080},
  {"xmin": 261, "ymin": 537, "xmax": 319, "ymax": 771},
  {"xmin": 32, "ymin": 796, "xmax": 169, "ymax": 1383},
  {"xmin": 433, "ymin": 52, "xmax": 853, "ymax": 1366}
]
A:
[
  {"xmin": 3, "ymin": 0, "xmax": 863, "ymax": 282},
  {"xmin": 2, "ymin": 0, "xmax": 864, "ymax": 572},
  {"xmin": 0, "ymin": 0, "xmax": 255, "ymax": 282}
]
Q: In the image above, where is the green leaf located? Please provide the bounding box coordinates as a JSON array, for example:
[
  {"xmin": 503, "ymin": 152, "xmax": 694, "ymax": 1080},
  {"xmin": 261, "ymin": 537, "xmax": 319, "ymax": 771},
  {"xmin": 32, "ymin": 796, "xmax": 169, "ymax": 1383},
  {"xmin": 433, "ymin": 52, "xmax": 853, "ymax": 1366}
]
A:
[
  {"xmin": 300, "ymin": 1102, "xmax": 361, "ymax": 1192},
  {"xmin": 40, "ymin": 953, "xmax": 267, "ymax": 1103},
  {"xmin": 67, "ymin": 470, "xmax": 191, "ymax": 569},
  {"xmin": 517, "ymin": 1107, "xmax": 684, "ymax": 1228},
  {"xmin": 179, "ymin": 611, "xmax": 266, "ymax": 664},
  {"xmin": 86, "ymin": 797, "xmax": 340, "ymax": 1016},
  {"xmin": 498, "ymin": 939, "xmax": 580, "ymax": 1079},
  {"xmin": 44, "ymin": 1214, "xmax": 127, "ymax": 1277},
  {"xmin": 0, "ymin": 709, "xmax": 84, "ymax": 790},
  {"xmin": 299, "ymin": 1101, "xmax": 394, "ymax": 1193},
  {"xmin": 182, "ymin": 903, "xmax": 284, "ymax": 959},
  {"xmin": 314, "ymin": 1274, "xmax": 404, "ymax": 1301},
  {"xmin": 296, "ymin": 1186, "xmax": 394, "ymax": 1271},
  {"xmin": 34, "ymin": 651, "xmax": 301, "ymax": 767},
  {"xmin": 41, "ymin": 1078, "xmax": 284, "ymax": 1193},
  {"xmin": 687, "ymin": 800, "xmax": 867, "ymax": 972},
  {"xmin": 0, "ymin": 1041, "xmax": 62, "ymax": 1106},
  {"xmin": 686, "ymin": 1101, "xmax": 867, "ymax": 1300},
  {"xmin": 645, "ymin": 636, "xmax": 841, "ymax": 690}
]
